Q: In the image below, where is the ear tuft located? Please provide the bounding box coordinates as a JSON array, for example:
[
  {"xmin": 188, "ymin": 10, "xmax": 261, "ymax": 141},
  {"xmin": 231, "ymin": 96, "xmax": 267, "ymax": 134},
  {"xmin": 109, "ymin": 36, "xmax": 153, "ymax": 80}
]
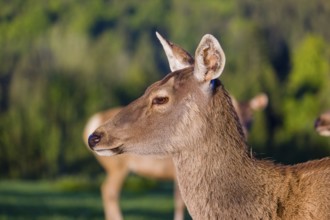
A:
[
  {"xmin": 194, "ymin": 34, "xmax": 225, "ymax": 82},
  {"xmin": 156, "ymin": 32, "xmax": 194, "ymax": 72},
  {"xmin": 249, "ymin": 93, "xmax": 268, "ymax": 110}
]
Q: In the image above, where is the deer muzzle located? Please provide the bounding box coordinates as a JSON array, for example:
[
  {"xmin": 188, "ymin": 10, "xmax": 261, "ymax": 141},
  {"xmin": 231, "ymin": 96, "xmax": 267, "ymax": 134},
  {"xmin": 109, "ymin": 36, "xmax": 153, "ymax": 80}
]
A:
[{"xmin": 88, "ymin": 129, "xmax": 125, "ymax": 156}]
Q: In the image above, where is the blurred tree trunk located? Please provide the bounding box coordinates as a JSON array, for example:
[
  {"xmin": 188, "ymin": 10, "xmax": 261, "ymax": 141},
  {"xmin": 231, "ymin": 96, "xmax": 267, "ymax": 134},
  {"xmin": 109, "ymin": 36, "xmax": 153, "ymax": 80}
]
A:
[{"xmin": 0, "ymin": 55, "xmax": 18, "ymax": 113}]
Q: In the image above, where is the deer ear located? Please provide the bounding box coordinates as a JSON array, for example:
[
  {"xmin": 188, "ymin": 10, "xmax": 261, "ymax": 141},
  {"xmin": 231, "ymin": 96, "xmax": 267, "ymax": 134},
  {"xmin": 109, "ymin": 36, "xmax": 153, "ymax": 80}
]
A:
[
  {"xmin": 156, "ymin": 32, "xmax": 194, "ymax": 72},
  {"xmin": 194, "ymin": 34, "xmax": 225, "ymax": 82},
  {"xmin": 249, "ymin": 93, "xmax": 268, "ymax": 110}
]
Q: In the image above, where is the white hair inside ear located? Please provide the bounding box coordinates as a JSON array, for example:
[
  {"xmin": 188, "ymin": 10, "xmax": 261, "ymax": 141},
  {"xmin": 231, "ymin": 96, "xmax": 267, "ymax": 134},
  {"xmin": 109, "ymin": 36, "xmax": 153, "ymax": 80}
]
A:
[{"xmin": 194, "ymin": 34, "xmax": 226, "ymax": 82}]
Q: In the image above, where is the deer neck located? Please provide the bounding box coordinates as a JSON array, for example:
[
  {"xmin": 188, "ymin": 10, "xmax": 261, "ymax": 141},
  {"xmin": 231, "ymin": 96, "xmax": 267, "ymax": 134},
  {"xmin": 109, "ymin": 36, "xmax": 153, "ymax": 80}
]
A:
[{"xmin": 172, "ymin": 82, "xmax": 280, "ymax": 219}]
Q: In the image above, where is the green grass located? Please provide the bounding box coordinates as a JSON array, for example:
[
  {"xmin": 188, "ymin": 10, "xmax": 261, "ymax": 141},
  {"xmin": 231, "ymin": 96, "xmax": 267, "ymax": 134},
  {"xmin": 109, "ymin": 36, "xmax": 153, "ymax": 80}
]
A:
[{"xmin": 0, "ymin": 178, "xmax": 190, "ymax": 220}]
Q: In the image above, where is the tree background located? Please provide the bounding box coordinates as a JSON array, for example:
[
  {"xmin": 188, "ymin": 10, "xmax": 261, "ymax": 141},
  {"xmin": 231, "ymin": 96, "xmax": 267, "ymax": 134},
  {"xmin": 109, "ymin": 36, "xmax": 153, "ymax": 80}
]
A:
[{"xmin": 1, "ymin": 0, "xmax": 330, "ymax": 179}]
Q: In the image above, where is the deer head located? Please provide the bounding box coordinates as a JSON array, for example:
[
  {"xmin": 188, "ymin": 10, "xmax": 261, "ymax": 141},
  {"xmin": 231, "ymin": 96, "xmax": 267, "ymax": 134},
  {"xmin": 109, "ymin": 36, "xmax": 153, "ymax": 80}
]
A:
[{"xmin": 88, "ymin": 33, "xmax": 226, "ymax": 156}]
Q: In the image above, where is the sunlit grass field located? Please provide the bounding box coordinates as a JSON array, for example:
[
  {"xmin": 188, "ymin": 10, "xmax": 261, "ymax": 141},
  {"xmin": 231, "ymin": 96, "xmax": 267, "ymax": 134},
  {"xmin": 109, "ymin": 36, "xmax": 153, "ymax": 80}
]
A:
[{"xmin": 0, "ymin": 177, "xmax": 190, "ymax": 220}]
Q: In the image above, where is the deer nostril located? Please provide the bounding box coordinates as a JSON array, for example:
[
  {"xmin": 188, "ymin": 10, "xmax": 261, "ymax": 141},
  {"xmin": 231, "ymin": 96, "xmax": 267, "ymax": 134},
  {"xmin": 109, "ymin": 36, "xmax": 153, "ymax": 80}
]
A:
[{"xmin": 88, "ymin": 132, "xmax": 103, "ymax": 149}]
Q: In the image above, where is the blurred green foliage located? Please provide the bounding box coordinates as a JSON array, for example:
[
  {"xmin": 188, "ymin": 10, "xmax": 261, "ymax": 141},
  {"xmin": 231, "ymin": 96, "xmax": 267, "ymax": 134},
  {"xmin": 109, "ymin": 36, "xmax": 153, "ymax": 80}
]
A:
[
  {"xmin": 0, "ymin": 179, "xmax": 175, "ymax": 219},
  {"xmin": 0, "ymin": 0, "xmax": 330, "ymax": 179}
]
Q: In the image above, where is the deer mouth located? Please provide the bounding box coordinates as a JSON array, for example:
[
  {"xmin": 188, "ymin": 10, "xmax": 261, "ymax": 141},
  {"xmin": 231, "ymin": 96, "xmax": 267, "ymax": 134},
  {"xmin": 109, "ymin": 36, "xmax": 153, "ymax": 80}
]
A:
[
  {"xmin": 316, "ymin": 126, "xmax": 330, "ymax": 137},
  {"xmin": 94, "ymin": 144, "xmax": 124, "ymax": 156}
]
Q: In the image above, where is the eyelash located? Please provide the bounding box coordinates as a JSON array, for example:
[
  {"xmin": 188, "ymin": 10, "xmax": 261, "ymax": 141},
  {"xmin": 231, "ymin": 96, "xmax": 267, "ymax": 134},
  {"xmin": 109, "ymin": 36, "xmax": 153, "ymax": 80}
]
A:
[{"xmin": 152, "ymin": 97, "xmax": 169, "ymax": 105}]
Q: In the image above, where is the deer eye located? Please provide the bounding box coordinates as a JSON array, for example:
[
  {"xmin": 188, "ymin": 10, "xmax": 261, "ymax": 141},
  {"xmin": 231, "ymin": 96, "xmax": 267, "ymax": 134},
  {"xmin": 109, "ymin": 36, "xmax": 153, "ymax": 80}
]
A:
[{"xmin": 152, "ymin": 96, "xmax": 169, "ymax": 105}]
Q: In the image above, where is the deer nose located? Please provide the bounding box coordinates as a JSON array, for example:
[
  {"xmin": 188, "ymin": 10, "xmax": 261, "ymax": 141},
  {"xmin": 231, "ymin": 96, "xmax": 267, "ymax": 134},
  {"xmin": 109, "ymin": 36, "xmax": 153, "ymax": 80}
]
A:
[{"xmin": 88, "ymin": 131, "xmax": 104, "ymax": 149}]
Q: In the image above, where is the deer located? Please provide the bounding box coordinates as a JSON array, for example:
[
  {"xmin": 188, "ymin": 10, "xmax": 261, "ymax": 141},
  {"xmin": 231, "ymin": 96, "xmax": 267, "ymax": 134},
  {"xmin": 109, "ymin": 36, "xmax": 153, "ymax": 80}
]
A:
[
  {"xmin": 88, "ymin": 32, "xmax": 330, "ymax": 219},
  {"xmin": 83, "ymin": 34, "xmax": 268, "ymax": 220},
  {"xmin": 315, "ymin": 111, "xmax": 330, "ymax": 137}
]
